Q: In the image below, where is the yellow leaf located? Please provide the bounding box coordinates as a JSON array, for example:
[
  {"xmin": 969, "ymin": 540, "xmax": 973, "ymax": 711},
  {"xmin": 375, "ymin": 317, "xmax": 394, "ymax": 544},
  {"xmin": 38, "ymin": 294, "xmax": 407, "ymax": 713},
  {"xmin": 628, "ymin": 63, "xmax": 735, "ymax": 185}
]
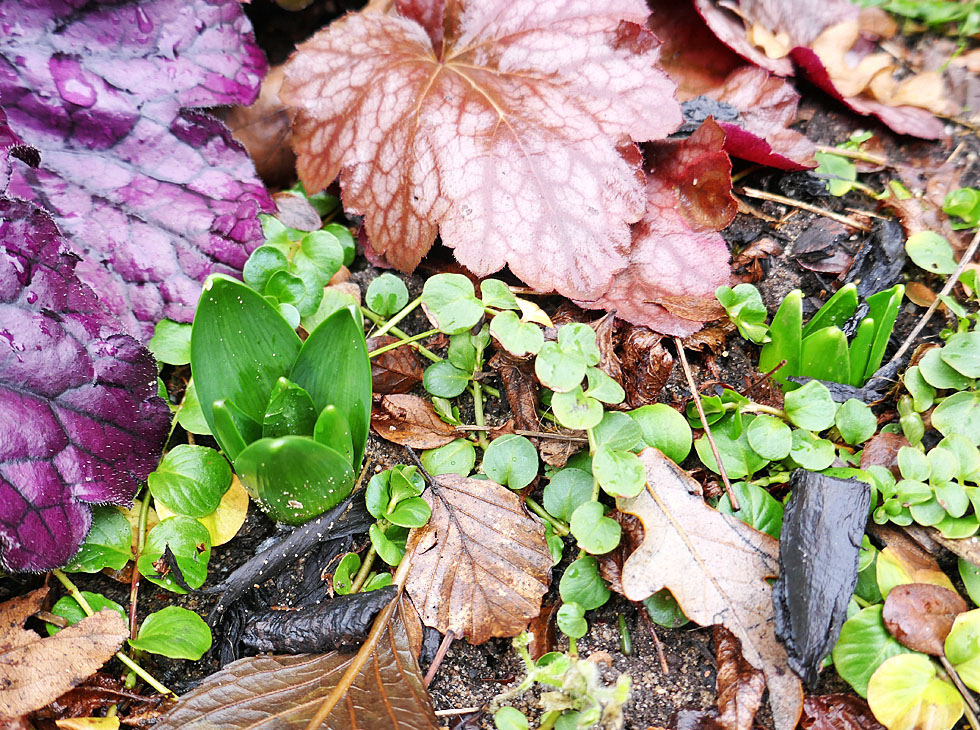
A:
[
  {"xmin": 56, "ymin": 718, "xmax": 121, "ymax": 730},
  {"xmin": 516, "ymin": 297, "xmax": 553, "ymax": 328},
  {"xmin": 155, "ymin": 475, "xmax": 249, "ymax": 546},
  {"xmin": 867, "ymin": 654, "xmax": 962, "ymax": 730}
]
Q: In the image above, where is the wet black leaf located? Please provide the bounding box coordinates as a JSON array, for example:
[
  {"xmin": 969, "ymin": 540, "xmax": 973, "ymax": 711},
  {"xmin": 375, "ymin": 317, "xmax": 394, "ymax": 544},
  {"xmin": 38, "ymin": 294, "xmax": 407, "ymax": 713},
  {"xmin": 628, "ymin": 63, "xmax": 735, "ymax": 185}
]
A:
[
  {"xmin": 242, "ymin": 586, "xmax": 397, "ymax": 653},
  {"xmin": 774, "ymin": 470, "xmax": 871, "ymax": 688},
  {"xmin": 842, "ymin": 219, "xmax": 906, "ymax": 299}
]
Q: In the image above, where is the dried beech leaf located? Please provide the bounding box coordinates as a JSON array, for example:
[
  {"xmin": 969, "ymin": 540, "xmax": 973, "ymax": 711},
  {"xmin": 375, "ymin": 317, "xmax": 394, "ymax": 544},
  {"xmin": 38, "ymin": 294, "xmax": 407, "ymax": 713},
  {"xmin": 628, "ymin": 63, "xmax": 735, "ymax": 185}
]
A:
[
  {"xmin": 882, "ymin": 584, "xmax": 967, "ymax": 656},
  {"xmin": 714, "ymin": 626, "xmax": 766, "ymax": 730},
  {"xmin": 368, "ymin": 336, "xmax": 424, "ymax": 394},
  {"xmin": 860, "ymin": 432, "xmax": 911, "ymax": 478},
  {"xmin": 371, "ymin": 394, "xmax": 458, "ymax": 448},
  {"xmin": 281, "ymin": 0, "xmax": 682, "ymax": 303},
  {"xmin": 405, "ymin": 474, "xmax": 552, "ymax": 644},
  {"xmin": 618, "ymin": 449, "xmax": 803, "ymax": 730},
  {"xmin": 801, "ymin": 694, "xmax": 886, "ymax": 730},
  {"xmin": 155, "ymin": 596, "xmax": 437, "ymax": 730},
  {"xmin": 578, "ymin": 119, "xmax": 733, "ymax": 336},
  {"xmin": 0, "ymin": 0, "xmax": 274, "ymax": 339},
  {"xmin": 0, "ymin": 588, "xmax": 128, "ymax": 718},
  {"xmin": 620, "ymin": 327, "xmax": 674, "ymax": 407},
  {"xmin": 30, "ymin": 672, "xmax": 168, "ymax": 725}
]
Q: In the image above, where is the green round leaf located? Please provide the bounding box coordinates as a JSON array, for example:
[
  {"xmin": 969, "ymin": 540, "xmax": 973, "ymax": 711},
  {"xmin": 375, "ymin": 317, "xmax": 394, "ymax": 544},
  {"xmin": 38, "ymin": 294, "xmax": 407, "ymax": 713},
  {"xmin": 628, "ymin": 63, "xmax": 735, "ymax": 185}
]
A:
[
  {"xmin": 784, "ymin": 381, "xmax": 838, "ymax": 431},
  {"xmin": 940, "ymin": 434, "xmax": 980, "ymax": 482},
  {"xmin": 904, "ymin": 366, "xmax": 936, "ymax": 412},
  {"xmin": 584, "ymin": 367, "xmax": 624, "ymax": 405},
  {"xmin": 323, "ymin": 223, "xmax": 356, "ymax": 267},
  {"xmin": 333, "ymin": 552, "xmax": 361, "ymax": 595},
  {"xmin": 147, "ymin": 444, "xmax": 231, "ymax": 517},
  {"xmin": 695, "ymin": 416, "xmax": 769, "ymax": 479},
  {"xmin": 961, "ymin": 560, "xmax": 980, "ymax": 608},
  {"xmin": 421, "ymin": 440, "xmax": 476, "ymax": 476},
  {"xmin": 366, "ymin": 466, "xmax": 425, "ymax": 519},
  {"xmin": 935, "ymin": 480, "xmax": 969, "ymax": 517},
  {"xmin": 421, "ymin": 274, "xmax": 484, "ymax": 334},
  {"xmin": 946, "ymin": 609, "xmax": 980, "ymax": 692},
  {"xmin": 480, "ymin": 279, "xmax": 519, "ymax": 310},
  {"xmin": 559, "ymin": 556, "xmax": 610, "ymax": 610},
  {"xmin": 295, "ymin": 230, "xmax": 343, "ymax": 287},
  {"xmin": 447, "ymin": 332, "xmax": 479, "ymax": 372},
  {"xmin": 556, "ymin": 602, "xmax": 588, "ymax": 639},
  {"xmin": 494, "ymin": 706, "xmax": 529, "ymax": 730},
  {"xmin": 46, "ymin": 592, "xmax": 126, "ymax": 636},
  {"xmin": 919, "ymin": 348, "xmax": 975, "ymax": 390},
  {"xmin": 243, "ymin": 245, "xmax": 289, "ymax": 293},
  {"xmin": 788, "ymin": 429, "xmax": 836, "ymax": 470},
  {"xmin": 717, "ymin": 482, "xmax": 784, "ymax": 539},
  {"xmin": 483, "ymin": 434, "xmax": 539, "ymax": 490},
  {"xmin": 235, "ymin": 436, "xmax": 355, "ymax": 524},
  {"xmin": 941, "ymin": 332, "xmax": 980, "ymax": 379},
  {"xmin": 628, "ymin": 404, "xmax": 692, "ymax": 464},
  {"xmin": 593, "ymin": 447, "xmax": 645, "ymax": 498},
  {"xmin": 569, "ymin": 501, "xmax": 621, "ymax": 555},
  {"xmin": 835, "ymin": 399, "xmax": 877, "ymax": 445},
  {"xmin": 716, "ymin": 283, "xmax": 770, "ymax": 344},
  {"xmin": 137, "ymin": 516, "xmax": 212, "ymax": 594},
  {"xmin": 386, "ymin": 497, "xmax": 432, "ymax": 528},
  {"xmin": 265, "ymin": 269, "xmax": 306, "ymax": 307},
  {"xmin": 422, "ymin": 360, "xmax": 470, "ymax": 398},
  {"xmin": 593, "ymin": 411, "xmax": 643, "ymax": 452},
  {"xmin": 867, "ymin": 654, "xmax": 962, "ymax": 730},
  {"xmin": 370, "ymin": 523, "xmax": 404, "ymax": 566},
  {"xmin": 929, "ymin": 447, "xmax": 960, "ymax": 484},
  {"xmin": 557, "ymin": 324, "xmax": 600, "ymax": 366},
  {"xmin": 543, "ymin": 468, "xmax": 593, "ymax": 523},
  {"xmin": 65, "ymin": 506, "xmax": 132, "ymax": 573},
  {"xmin": 129, "ymin": 606, "xmax": 212, "ymax": 660},
  {"xmin": 490, "ymin": 311, "xmax": 543, "ymax": 357},
  {"xmin": 148, "ymin": 319, "xmax": 192, "ymax": 365},
  {"xmin": 535, "ymin": 341, "xmax": 586, "ymax": 393},
  {"xmin": 832, "ymin": 604, "xmax": 910, "ymax": 697},
  {"xmin": 935, "ymin": 514, "xmax": 980, "ymax": 539},
  {"xmin": 745, "ymin": 415, "xmax": 792, "ymax": 460},
  {"xmin": 176, "ymin": 379, "xmax": 211, "ymax": 436},
  {"xmin": 366, "ymin": 273, "xmax": 410, "ymax": 318},
  {"xmin": 552, "ymin": 388, "xmax": 603, "ymax": 430},
  {"xmin": 933, "ymin": 391, "xmax": 980, "ymax": 445},
  {"xmin": 905, "ymin": 231, "xmax": 957, "ymax": 275},
  {"xmin": 642, "ymin": 589, "xmax": 689, "ymax": 628}
]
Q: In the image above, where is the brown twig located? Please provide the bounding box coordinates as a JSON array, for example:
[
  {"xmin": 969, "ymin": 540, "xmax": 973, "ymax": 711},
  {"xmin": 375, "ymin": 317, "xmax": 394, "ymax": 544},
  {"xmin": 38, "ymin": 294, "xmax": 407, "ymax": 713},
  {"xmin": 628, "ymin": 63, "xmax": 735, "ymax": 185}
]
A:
[
  {"xmin": 739, "ymin": 187, "xmax": 873, "ymax": 232},
  {"xmin": 941, "ymin": 656, "xmax": 980, "ymax": 717},
  {"xmin": 455, "ymin": 425, "xmax": 588, "ymax": 443},
  {"xmin": 743, "ymin": 359, "xmax": 786, "ymax": 397},
  {"xmin": 815, "ymin": 144, "xmax": 888, "ymax": 166},
  {"xmin": 674, "ymin": 338, "xmax": 739, "ymax": 511},
  {"xmin": 424, "ymin": 629, "xmax": 456, "ymax": 687},
  {"xmin": 435, "ymin": 707, "xmax": 482, "ymax": 717},
  {"xmin": 889, "ymin": 225, "xmax": 980, "ymax": 366},
  {"xmin": 639, "ymin": 610, "xmax": 670, "ymax": 675}
]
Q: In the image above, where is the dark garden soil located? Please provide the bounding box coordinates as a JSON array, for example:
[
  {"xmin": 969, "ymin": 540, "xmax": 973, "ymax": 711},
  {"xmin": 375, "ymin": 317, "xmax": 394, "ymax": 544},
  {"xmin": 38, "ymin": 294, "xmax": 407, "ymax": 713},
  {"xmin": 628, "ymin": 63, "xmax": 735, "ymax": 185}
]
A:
[{"xmin": 4, "ymin": 2, "xmax": 980, "ymax": 728}]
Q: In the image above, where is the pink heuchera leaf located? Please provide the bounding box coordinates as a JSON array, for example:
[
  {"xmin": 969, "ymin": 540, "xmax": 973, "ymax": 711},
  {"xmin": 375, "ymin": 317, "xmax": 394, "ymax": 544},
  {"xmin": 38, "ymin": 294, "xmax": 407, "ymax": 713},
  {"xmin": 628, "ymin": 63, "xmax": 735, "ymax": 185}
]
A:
[
  {"xmin": 577, "ymin": 118, "xmax": 734, "ymax": 336},
  {"xmin": 650, "ymin": 1, "xmax": 815, "ymax": 170},
  {"xmin": 281, "ymin": 0, "xmax": 683, "ymax": 303},
  {"xmin": 0, "ymin": 197, "xmax": 170, "ymax": 573},
  {"xmin": 0, "ymin": 0, "xmax": 274, "ymax": 340}
]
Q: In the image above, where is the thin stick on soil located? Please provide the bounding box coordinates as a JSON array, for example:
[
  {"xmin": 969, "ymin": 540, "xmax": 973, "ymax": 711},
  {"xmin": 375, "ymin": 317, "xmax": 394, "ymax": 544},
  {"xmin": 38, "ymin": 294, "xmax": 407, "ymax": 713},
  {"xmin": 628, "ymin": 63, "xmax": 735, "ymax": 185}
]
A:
[
  {"xmin": 743, "ymin": 359, "xmax": 786, "ymax": 397},
  {"xmin": 814, "ymin": 144, "xmax": 888, "ymax": 166},
  {"xmin": 424, "ymin": 629, "xmax": 456, "ymax": 687},
  {"xmin": 639, "ymin": 610, "xmax": 670, "ymax": 675},
  {"xmin": 435, "ymin": 707, "xmax": 482, "ymax": 717},
  {"xmin": 673, "ymin": 338, "xmax": 739, "ymax": 511},
  {"xmin": 739, "ymin": 187, "xmax": 873, "ymax": 232},
  {"xmin": 889, "ymin": 226, "xmax": 980, "ymax": 366},
  {"xmin": 455, "ymin": 425, "xmax": 588, "ymax": 443}
]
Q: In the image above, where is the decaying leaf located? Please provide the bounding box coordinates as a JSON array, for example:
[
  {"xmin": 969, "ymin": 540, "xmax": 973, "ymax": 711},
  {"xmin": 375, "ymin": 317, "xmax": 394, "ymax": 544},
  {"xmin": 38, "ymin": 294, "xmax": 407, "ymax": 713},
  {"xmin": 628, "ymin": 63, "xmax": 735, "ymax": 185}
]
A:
[
  {"xmin": 882, "ymin": 584, "xmax": 967, "ymax": 656},
  {"xmin": 618, "ymin": 449, "xmax": 803, "ymax": 730},
  {"xmin": 155, "ymin": 597, "xmax": 438, "ymax": 730},
  {"xmin": 29, "ymin": 672, "xmax": 168, "ymax": 728},
  {"xmin": 868, "ymin": 524, "xmax": 957, "ymax": 594},
  {"xmin": 0, "ymin": 587, "xmax": 129, "ymax": 719},
  {"xmin": 368, "ymin": 336, "xmax": 425, "ymax": 394},
  {"xmin": 801, "ymin": 694, "xmax": 886, "ymax": 730},
  {"xmin": 619, "ymin": 327, "xmax": 674, "ymax": 407},
  {"xmin": 405, "ymin": 474, "xmax": 552, "ymax": 644},
  {"xmin": 577, "ymin": 119, "xmax": 733, "ymax": 336},
  {"xmin": 488, "ymin": 351, "xmax": 540, "ymax": 433},
  {"xmin": 371, "ymin": 394, "xmax": 459, "ymax": 448},
  {"xmin": 281, "ymin": 0, "xmax": 681, "ymax": 308},
  {"xmin": 714, "ymin": 626, "xmax": 766, "ymax": 730},
  {"xmin": 773, "ymin": 470, "xmax": 870, "ymax": 688},
  {"xmin": 860, "ymin": 432, "xmax": 911, "ymax": 477}
]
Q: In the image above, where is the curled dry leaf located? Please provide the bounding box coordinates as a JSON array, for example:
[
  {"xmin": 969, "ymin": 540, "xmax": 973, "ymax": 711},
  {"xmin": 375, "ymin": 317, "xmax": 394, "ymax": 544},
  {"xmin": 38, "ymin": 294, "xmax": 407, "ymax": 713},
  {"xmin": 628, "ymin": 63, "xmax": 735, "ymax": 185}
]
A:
[
  {"xmin": 30, "ymin": 672, "xmax": 168, "ymax": 727},
  {"xmin": 714, "ymin": 626, "xmax": 766, "ymax": 730},
  {"xmin": 649, "ymin": 0, "xmax": 815, "ymax": 170},
  {"xmin": 577, "ymin": 118, "xmax": 733, "ymax": 335},
  {"xmin": 867, "ymin": 524, "xmax": 957, "ymax": 593},
  {"xmin": 801, "ymin": 694, "xmax": 886, "ymax": 730},
  {"xmin": 281, "ymin": 0, "xmax": 681, "ymax": 306},
  {"xmin": 155, "ymin": 597, "xmax": 438, "ymax": 730},
  {"xmin": 617, "ymin": 449, "xmax": 802, "ymax": 730},
  {"xmin": 0, "ymin": 587, "xmax": 129, "ymax": 719},
  {"xmin": 774, "ymin": 470, "xmax": 871, "ymax": 688},
  {"xmin": 860, "ymin": 432, "xmax": 911, "ymax": 478},
  {"xmin": 620, "ymin": 327, "xmax": 674, "ymax": 407},
  {"xmin": 371, "ymin": 394, "xmax": 459, "ymax": 448},
  {"xmin": 404, "ymin": 474, "xmax": 552, "ymax": 644},
  {"xmin": 367, "ymin": 336, "xmax": 425, "ymax": 394},
  {"xmin": 882, "ymin": 584, "xmax": 967, "ymax": 656}
]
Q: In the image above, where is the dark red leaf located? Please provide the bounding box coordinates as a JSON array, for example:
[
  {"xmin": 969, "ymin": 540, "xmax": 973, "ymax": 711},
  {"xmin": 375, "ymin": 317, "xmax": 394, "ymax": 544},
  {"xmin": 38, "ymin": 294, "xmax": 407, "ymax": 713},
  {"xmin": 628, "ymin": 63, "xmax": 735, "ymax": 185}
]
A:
[
  {"xmin": 368, "ymin": 336, "xmax": 425, "ymax": 394},
  {"xmin": 801, "ymin": 694, "xmax": 886, "ymax": 730},
  {"xmin": 882, "ymin": 583, "xmax": 967, "ymax": 656}
]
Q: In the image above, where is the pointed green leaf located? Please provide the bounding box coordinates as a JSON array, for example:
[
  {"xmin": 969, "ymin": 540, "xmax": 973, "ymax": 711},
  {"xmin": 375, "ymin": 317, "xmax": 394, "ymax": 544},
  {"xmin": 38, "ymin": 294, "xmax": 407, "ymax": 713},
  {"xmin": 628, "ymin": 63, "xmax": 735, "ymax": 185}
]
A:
[
  {"xmin": 803, "ymin": 283, "xmax": 858, "ymax": 338},
  {"xmin": 801, "ymin": 326, "xmax": 849, "ymax": 383},
  {"xmin": 759, "ymin": 289, "xmax": 802, "ymax": 384},
  {"xmin": 313, "ymin": 404, "xmax": 354, "ymax": 464},
  {"xmin": 211, "ymin": 398, "xmax": 262, "ymax": 462},
  {"xmin": 848, "ymin": 317, "xmax": 875, "ymax": 386},
  {"xmin": 263, "ymin": 378, "xmax": 318, "ymax": 439}
]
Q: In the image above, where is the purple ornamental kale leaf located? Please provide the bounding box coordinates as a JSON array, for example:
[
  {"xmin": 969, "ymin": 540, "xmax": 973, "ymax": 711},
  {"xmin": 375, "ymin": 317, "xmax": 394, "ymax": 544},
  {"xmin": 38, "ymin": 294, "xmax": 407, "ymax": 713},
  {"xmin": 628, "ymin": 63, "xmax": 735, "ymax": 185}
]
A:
[
  {"xmin": 0, "ymin": 197, "xmax": 170, "ymax": 572},
  {"xmin": 0, "ymin": 0, "xmax": 275, "ymax": 340}
]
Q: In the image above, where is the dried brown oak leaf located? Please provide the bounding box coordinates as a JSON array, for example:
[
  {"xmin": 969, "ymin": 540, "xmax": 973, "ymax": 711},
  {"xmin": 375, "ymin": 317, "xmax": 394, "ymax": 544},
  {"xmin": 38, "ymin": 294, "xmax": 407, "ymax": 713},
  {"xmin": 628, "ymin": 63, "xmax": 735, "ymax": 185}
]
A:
[
  {"xmin": 882, "ymin": 583, "xmax": 967, "ymax": 656},
  {"xmin": 714, "ymin": 626, "xmax": 766, "ymax": 730},
  {"xmin": 280, "ymin": 0, "xmax": 682, "ymax": 310},
  {"xmin": 371, "ymin": 394, "xmax": 458, "ymax": 448},
  {"xmin": 577, "ymin": 118, "xmax": 732, "ymax": 334},
  {"xmin": 0, "ymin": 587, "xmax": 128, "ymax": 719},
  {"xmin": 617, "ymin": 449, "xmax": 802, "ymax": 730},
  {"xmin": 367, "ymin": 336, "xmax": 424, "ymax": 394},
  {"xmin": 404, "ymin": 473, "xmax": 552, "ymax": 644},
  {"xmin": 155, "ymin": 597, "xmax": 437, "ymax": 730}
]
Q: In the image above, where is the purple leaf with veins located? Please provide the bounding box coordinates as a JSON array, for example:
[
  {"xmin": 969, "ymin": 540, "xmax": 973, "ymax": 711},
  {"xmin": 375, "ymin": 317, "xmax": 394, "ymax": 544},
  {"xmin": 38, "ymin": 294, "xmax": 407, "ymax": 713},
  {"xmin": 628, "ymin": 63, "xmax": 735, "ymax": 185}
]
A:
[
  {"xmin": 0, "ymin": 197, "xmax": 170, "ymax": 572},
  {"xmin": 0, "ymin": 0, "xmax": 274, "ymax": 340}
]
